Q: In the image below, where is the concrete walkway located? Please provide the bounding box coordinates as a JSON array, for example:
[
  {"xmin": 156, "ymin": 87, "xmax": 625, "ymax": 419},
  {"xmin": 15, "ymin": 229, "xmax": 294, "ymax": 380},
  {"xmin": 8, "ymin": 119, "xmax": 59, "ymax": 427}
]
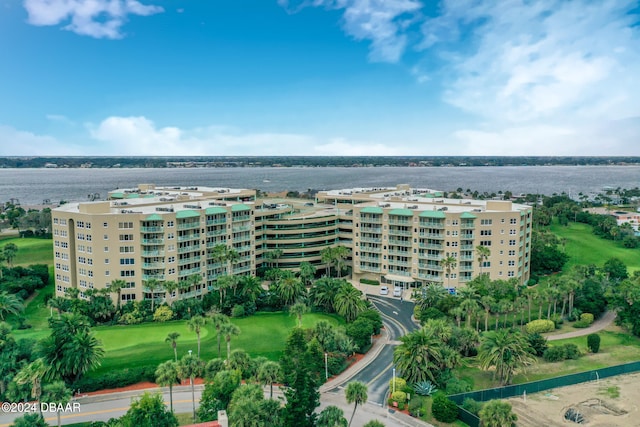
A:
[{"xmin": 547, "ymin": 310, "xmax": 617, "ymax": 341}]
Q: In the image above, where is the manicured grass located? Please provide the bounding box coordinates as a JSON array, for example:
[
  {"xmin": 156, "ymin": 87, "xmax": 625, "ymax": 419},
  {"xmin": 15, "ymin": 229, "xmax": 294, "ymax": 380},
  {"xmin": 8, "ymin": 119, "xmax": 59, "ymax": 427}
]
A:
[
  {"xmin": 89, "ymin": 311, "xmax": 344, "ymax": 377},
  {"xmin": 549, "ymin": 222, "xmax": 640, "ymax": 273},
  {"xmin": 0, "ymin": 236, "xmax": 53, "ymax": 267}
]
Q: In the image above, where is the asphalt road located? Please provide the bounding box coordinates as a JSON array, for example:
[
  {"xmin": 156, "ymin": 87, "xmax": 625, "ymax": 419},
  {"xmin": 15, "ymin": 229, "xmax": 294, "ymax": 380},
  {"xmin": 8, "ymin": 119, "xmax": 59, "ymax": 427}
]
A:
[{"xmin": 339, "ymin": 294, "xmax": 420, "ymax": 406}]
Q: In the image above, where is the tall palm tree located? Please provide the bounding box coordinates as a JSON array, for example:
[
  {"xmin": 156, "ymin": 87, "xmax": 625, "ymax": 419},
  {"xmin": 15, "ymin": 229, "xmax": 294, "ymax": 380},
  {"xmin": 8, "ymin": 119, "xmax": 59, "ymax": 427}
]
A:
[
  {"xmin": 220, "ymin": 322, "xmax": 241, "ymax": 362},
  {"xmin": 345, "ymin": 381, "xmax": 368, "ymax": 427},
  {"xmin": 177, "ymin": 353, "xmax": 203, "ymax": 422},
  {"xmin": 155, "ymin": 360, "xmax": 179, "ymax": 412},
  {"xmin": 257, "ymin": 360, "xmax": 281, "ymax": 398},
  {"xmin": 298, "ymin": 261, "xmax": 316, "ymax": 286},
  {"xmin": 458, "ymin": 285, "xmax": 480, "ymax": 328},
  {"xmin": 393, "ymin": 328, "xmax": 441, "ymax": 383},
  {"xmin": 309, "ymin": 277, "xmax": 342, "ymax": 312},
  {"xmin": 276, "ymin": 276, "xmax": 306, "ymax": 306},
  {"xmin": 208, "ymin": 311, "xmax": 229, "ymax": 358},
  {"xmin": 320, "ymin": 246, "xmax": 335, "ymax": 277},
  {"xmin": 15, "ymin": 358, "xmax": 47, "ymax": 416},
  {"xmin": 47, "ymin": 297, "xmax": 67, "ymax": 318},
  {"xmin": 475, "ymin": 245, "xmax": 491, "ymax": 276},
  {"xmin": 143, "ymin": 278, "xmax": 161, "ymax": 312},
  {"xmin": 334, "ymin": 284, "xmax": 365, "ymax": 322},
  {"xmin": 163, "ymin": 280, "xmax": 179, "ymax": 305},
  {"xmin": 480, "ymin": 295, "xmax": 495, "ymax": 332},
  {"xmin": 106, "ymin": 279, "xmax": 126, "ymax": 310},
  {"xmin": 2, "ymin": 243, "xmax": 17, "ymax": 267},
  {"xmin": 0, "ymin": 291, "xmax": 23, "ymax": 320},
  {"xmin": 290, "ymin": 302, "xmax": 309, "ymax": 327},
  {"xmin": 333, "ymin": 245, "xmax": 351, "ymax": 278},
  {"xmin": 187, "ymin": 315, "xmax": 206, "ymax": 358},
  {"xmin": 238, "ymin": 275, "xmax": 263, "ymax": 302},
  {"xmin": 165, "ymin": 332, "xmax": 180, "ymax": 362},
  {"xmin": 41, "ymin": 381, "xmax": 72, "ymax": 427},
  {"xmin": 441, "ymin": 255, "xmax": 457, "ymax": 288},
  {"xmin": 478, "ymin": 330, "xmax": 535, "ymax": 385},
  {"xmin": 215, "ymin": 274, "xmax": 238, "ymax": 307}
]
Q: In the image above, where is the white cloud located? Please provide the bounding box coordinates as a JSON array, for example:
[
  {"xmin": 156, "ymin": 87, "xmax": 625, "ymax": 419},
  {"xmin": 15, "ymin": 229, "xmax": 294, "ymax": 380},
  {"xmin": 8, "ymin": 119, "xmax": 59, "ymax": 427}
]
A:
[
  {"xmin": 279, "ymin": 0, "xmax": 422, "ymax": 62},
  {"xmin": 421, "ymin": 0, "xmax": 640, "ymax": 123},
  {"xmin": 0, "ymin": 125, "xmax": 81, "ymax": 155},
  {"xmin": 23, "ymin": 0, "xmax": 164, "ymax": 38}
]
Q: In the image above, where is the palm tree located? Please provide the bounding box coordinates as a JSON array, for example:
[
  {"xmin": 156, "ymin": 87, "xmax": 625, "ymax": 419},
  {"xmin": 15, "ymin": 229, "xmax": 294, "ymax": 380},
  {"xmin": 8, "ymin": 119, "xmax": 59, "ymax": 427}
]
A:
[
  {"xmin": 267, "ymin": 248, "xmax": 284, "ymax": 269},
  {"xmin": 317, "ymin": 405, "xmax": 348, "ymax": 427},
  {"xmin": 320, "ymin": 246, "xmax": 335, "ymax": 277},
  {"xmin": 0, "ymin": 291, "xmax": 23, "ymax": 320},
  {"xmin": 298, "ymin": 261, "xmax": 316, "ymax": 286},
  {"xmin": 276, "ymin": 276, "xmax": 305, "ymax": 306},
  {"xmin": 334, "ymin": 284, "xmax": 365, "ymax": 322},
  {"xmin": 106, "ymin": 279, "xmax": 127, "ymax": 310},
  {"xmin": 345, "ymin": 381, "xmax": 368, "ymax": 427},
  {"xmin": 458, "ymin": 286, "xmax": 480, "ymax": 328},
  {"xmin": 163, "ymin": 280, "xmax": 179, "ymax": 305},
  {"xmin": 215, "ymin": 274, "xmax": 238, "ymax": 307},
  {"xmin": 155, "ymin": 360, "xmax": 179, "ymax": 412},
  {"xmin": 41, "ymin": 381, "xmax": 72, "ymax": 427},
  {"xmin": 238, "ymin": 275, "xmax": 263, "ymax": 302},
  {"xmin": 441, "ymin": 255, "xmax": 457, "ymax": 288},
  {"xmin": 165, "ymin": 332, "xmax": 180, "ymax": 362},
  {"xmin": 290, "ymin": 302, "xmax": 309, "ymax": 327},
  {"xmin": 15, "ymin": 358, "xmax": 47, "ymax": 416},
  {"xmin": 479, "ymin": 400, "xmax": 518, "ymax": 427},
  {"xmin": 187, "ymin": 315, "xmax": 206, "ymax": 358},
  {"xmin": 208, "ymin": 311, "xmax": 229, "ymax": 358},
  {"xmin": 47, "ymin": 297, "xmax": 67, "ymax": 318},
  {"xmin": 478, "ymin": 329, "xmax": 536, "ymax": 385},
  {"xmin": 143, "ymin": 278, "xmax": 161, "ymax": 312},
  {"xmin": 177, "ymin": 353, "xmax": 203, "ymax": 422},
  {"xmin": 393, "ymin": 328, "xmax": 441, "ymax": 383},
  {"xmin": 55, "ymin": 330, "xmax": 105, "ymax": 383},
  {"xmin": 480, "ymin": 295, "xmax": 495, "ymax": 332},
  {"xmin": 220, "ymin": 322, "xmax": 241, "ymax": 362},
  {"xmin": 2, "ymin": 243, "xmax": 17, "ymax": 267},
  {"xmin": 309, "ymin": 277, "xmax": 342, "ymax": 312},
  {"xmin": 257, "ymin": 360, "xmax": 281, "ymax": 398},
  {"xmin": 475, "ymin": 245, "xmax": 491, "ymax": 276},
  {"xmin": 522, "ymin": 287, "xmax": 536, "ymax": 323},
  {"xmin": 333, "ymin": 245, "xmax": 351, "ymax": 278}
]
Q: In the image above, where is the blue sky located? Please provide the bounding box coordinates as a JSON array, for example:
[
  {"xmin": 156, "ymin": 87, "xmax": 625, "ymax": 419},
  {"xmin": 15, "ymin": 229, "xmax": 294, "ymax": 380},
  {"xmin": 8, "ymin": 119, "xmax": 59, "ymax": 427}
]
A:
[{"xmin": 1, "ymin": 0, "xmax": 639, "ymax": 156}]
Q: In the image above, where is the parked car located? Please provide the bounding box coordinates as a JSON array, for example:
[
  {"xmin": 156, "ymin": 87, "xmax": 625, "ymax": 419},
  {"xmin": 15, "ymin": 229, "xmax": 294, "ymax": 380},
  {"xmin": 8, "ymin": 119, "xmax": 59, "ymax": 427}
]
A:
[
  {"xmin": 379, "ymin": 286, "xmax": 389, "ymax": 295},
  {"xmin": 393, "ymin": 287, "xmax": 403, "ymax": 297}
]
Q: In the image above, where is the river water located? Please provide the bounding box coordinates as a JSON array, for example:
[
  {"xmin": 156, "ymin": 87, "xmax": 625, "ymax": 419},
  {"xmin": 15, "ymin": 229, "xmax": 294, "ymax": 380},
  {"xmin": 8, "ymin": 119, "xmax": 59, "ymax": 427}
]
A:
[{"xmin": 0, "ymin": 165, "xmax": 638, "ymax": 205}]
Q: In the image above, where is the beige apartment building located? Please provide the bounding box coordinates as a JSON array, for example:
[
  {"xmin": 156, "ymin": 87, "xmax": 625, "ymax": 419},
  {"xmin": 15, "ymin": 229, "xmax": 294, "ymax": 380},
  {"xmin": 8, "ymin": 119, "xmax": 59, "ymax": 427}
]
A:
[{"xmin": 52, "ymin": 184, "xmax": 532, "ymax": 303}]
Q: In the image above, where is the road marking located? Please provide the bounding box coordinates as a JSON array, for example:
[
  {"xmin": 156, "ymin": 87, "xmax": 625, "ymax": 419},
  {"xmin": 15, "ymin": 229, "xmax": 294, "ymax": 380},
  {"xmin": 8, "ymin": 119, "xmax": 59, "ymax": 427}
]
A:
[{"xmin": 367, "ymin": 361, "xmax": 394, "ymax": 386}]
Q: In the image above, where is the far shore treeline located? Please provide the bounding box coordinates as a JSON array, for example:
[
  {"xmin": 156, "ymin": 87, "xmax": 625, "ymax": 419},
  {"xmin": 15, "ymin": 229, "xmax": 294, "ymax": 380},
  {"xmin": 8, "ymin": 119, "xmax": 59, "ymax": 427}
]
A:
[{"xmin": 2, "ymin": 156, "xmax": 640, "ymax": 169}]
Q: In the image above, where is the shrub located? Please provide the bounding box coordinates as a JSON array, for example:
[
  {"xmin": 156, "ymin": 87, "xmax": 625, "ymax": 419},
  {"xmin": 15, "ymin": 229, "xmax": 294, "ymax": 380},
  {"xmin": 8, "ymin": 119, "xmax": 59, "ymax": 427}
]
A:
[
  {"xmin": 587, "ymin": 333, "xmax": 601, "ymax": 353},
  {"xmin": 360, "ymin": 278, "xmax": 380, "ymax": 286},
  {"xmin": 525, "ymin": 319, "xmax": 555, "ymax": 334},
  {"xmin": 413, "ymin": 380, "xmax": 438, "ymax": 396},
  {"xmin": 231, "ymin": 304, "xmax": 245, "ymax": 318},
  {"xmin": 408, "ymin": 397, "xmax": 424, "ymax": 417},
  {"xmin": 580, "ymin": 313, "xmax": 594, "ymax": 325},
  {"xmin": 119, "ymin": 312, "xmax": 143, "ymax": 325},
  {"xmin": 550, "ymin": 314, "xmax": 564, "ymax": 328},
  {"xmin": 563, "ymin": 343, "xmax": 581, "ymax": 360},
  {"xmin": 462, "ymin": 397, "xmax": 483, "ymax": 416},
  {"xmin": 389, "ymin": 377, "xmax": 407, "ymax": 393},
  {"xmin": 444, "ymin": 377, "xmax": 472, "ymax": 395},
  {"xmin": 543, "ymin": 346, "xmax": 566, "ymax": 362},
  {"xmin": 431, "ymin": 393, "xmax": 458, "ymax": 423},
  {"xmin": 153, "ymin": 306, "xmax": 174, "ymax": 322},
  {"xmin": 391, "ymin": 390, "xmax": 407, "ymax": 404},
  {"xmin": 526, "ymin": 333, "xmax": 548, "ymax": 357},
  {"xmin": 573, "ymin": 320, "xmax": 590, "ymax": 328}
]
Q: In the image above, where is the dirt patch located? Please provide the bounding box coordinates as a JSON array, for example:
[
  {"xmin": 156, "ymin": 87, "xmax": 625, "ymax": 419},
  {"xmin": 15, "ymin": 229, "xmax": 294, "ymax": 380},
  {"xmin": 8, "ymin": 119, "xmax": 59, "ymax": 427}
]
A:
[{"xmin": 509, "ymin": 373, "xmax": 640, "ymax": 427}]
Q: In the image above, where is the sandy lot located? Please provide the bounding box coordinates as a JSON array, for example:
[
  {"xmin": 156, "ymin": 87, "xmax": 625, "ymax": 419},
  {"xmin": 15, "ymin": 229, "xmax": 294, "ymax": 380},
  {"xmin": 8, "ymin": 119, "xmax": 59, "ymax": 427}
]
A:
[{"xmin": 507, "ymin": 373, "xmax": 640, "ymax": 427}]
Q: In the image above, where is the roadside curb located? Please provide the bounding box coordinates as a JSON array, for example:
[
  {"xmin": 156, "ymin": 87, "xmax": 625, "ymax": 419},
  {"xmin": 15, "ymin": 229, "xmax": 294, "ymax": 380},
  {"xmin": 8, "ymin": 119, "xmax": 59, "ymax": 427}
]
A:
[{"xmin": 75, "ymin": 384, "xmax": 205, "ymax": 404}]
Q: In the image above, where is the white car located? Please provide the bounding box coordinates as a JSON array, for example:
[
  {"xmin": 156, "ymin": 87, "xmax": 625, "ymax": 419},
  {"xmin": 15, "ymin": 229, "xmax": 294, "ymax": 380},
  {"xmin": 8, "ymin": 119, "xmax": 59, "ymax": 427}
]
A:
[
  {"xmin": 379, "ymin": 286, "xmax": 389, "ymax": 295},
  {"xmin": 393, "ymin": 287, "xmax": 403, "ymax": 297}
]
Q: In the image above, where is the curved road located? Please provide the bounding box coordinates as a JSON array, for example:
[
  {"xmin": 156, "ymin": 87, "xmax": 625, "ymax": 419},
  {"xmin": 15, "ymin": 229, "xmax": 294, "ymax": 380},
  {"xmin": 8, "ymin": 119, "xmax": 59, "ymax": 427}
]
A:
[
  {"xmin": 547, "ymin": 310, "xmax": 616, "ymax": 341},
  {"xmin": 334, "ymin": 295, "xmax": 420, "ymax": 406}
]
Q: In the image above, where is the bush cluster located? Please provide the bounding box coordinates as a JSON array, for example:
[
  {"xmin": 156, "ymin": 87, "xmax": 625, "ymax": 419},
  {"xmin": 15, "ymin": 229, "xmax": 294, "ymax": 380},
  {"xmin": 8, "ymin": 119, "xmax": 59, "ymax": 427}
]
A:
[
  {"xmin": 587, "ymin": 333, "xmax": 601, "ymax": 353},
  {"xmin": 431, "ymin": 393, "xmax": 458, "ymax": 423},
  {"xmin": 72, "ymin": 366, "xmax": 158, "ymax": 393},
  {"xmin": 573, "ymin": 313, "xmax": 595, "ymax": 328},
  {"xmin": 360, "ymin": 278, "xmax": 380, "ymax": 286},
  {"xmin": 525, "ymin": 319, "xmax": 555, "ymax": 334},
  {"xmin": 543, "ymin": 344, "xmax": 581, "ymax": 362}
]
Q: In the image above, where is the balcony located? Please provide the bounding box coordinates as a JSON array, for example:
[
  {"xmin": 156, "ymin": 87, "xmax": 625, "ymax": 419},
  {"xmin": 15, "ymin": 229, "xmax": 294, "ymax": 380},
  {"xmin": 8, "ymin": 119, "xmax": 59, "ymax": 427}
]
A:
[
  {"xmin": 178, "ymin": 234, "xmax": 200, "ymax": 242},
  {"xmin": 141, "ymin": 226, "xmax": 163, "ymax": 233},
  {"xmin": 419, "ymin": 221, "xmax": 444, "ymax": 229},
  {"xmin": 388, "ymin": 229, "xmax": 412, "ymax": 237},
  {"xmin": 142, "ymin": 262, "xmax": 165, "ymax": 268},
  {"xmin": 419, "ymin": 242, "xmax": 443, "ymax": 250},
  {"xmin": 178, "ymin": 255, "xmax": 201, "ymax": 265},
  {"xmin": 142, "ymin": 238, "xmax": 164, "ymax": 245},
  {"xmin": 178, "ymin": 245, "xmax": 200, "ymax": 254},
  {"xmin": 142, "ymin": 250, "xmax": 164, "ymax": 256},
  {"xmin": 206, "ymin": 229, "xmax": 226, "ymax": 237},
  {"xmin": 417, "ymin": 273, "xmax": 442, "ymax": 282},
  {"xmin": 360, "ymin": 236, "xmax": 382, "ymax": 243},
  {"xmin": 388, "ymin": 238, "xmax": 411, "ymax": 246},
  {"xmin": 179, "ymin": 266, "xmax": 203, "ymax": 277},
  {"xmin": 419, "ymin": 262, "xmax": 442, "ymax": 271},
  {"xmin": 142, "ymin": 273, "xmax": 165, "ymax": 281},
  {"xmin": 177, "ymin": 222, "xmax": 200, "ymax": 230},
  {"xmin": 206, "ymin": 219, "xmax": 227, "ymax": 225},
  {"xmin": 388, "ymin": 219, "xmax": 411, "ymax": 226},
  {"xmin": 359, "ymin": 255, "xmax": 381, "ymax": 263}
]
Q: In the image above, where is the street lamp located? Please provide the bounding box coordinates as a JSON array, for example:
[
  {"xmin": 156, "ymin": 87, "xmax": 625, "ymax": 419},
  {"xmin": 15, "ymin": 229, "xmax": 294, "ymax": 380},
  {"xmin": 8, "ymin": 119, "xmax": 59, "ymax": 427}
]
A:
[
  {"xmin": 188, "ymin": 349, "xmax": 192, "ymax": 356},
  {"xmin": 392, "ymin": 368, "xmax": 396, "ymax": 394},
  {"xmin": 324, "ymin": 352, "xmax": 328, "ymax": 380}
]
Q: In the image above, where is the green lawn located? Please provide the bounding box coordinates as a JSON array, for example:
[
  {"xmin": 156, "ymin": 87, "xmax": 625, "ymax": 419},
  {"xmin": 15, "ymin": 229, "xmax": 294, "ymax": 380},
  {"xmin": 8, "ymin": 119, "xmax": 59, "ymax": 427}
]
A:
[
  {"xmin": 549, "ymin": 222, "xmax": 640, "ymax": 273},
  {"xmin": 0, "ymin": 236, "xmax": 53, "ymax": 267},
  {"xmin": 89, "ymin": 311, "xmax": 344, "ymax": 377}
]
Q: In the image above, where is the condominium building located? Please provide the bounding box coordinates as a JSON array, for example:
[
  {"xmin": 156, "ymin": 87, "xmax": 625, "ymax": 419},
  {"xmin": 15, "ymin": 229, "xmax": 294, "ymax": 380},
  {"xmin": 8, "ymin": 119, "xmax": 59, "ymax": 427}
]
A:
[{"xmin": 51, "ymin": 184, "xmax": 532, "ymax": 303}]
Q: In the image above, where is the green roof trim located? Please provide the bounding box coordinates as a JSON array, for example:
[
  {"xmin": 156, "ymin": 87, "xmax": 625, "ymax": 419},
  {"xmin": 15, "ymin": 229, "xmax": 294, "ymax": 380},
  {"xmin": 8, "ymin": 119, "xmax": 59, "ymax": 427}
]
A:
[
  {"xmin": 419, "ymin": 210, "xmax": 446, "ymax": 218},
  {"xmin": 126, "ymin": 193, "xmax": 140, "ymax": 198},
  {"xmin": 205, "ymin": 207, "xmax": 227, "ymax": 215},
  {"xmin": 231, "ymin": 204, "xmax": 251, "ymax": 212},
  {"xmin": 360, "ymin": 207, "xmax": 383, "ymax": 214},
  {"xmin": 110, "ymin": 192, "xmax": 124, "ymax": 199},
  {"xmin": 422, "ymin": 194, "xmax": 436, "ymax": 198},
  {"xmin": 389, "ymin": 208, "xmax": 413, "ymax": 216},
  {"xmin": 432, "ymin": 192, "xmax": 444, "ymax": 197},
  {"xmin": 460, "ymin": 212, "xmax": 477, "ymax": 219},
  {"xmin": 145, "ymin": 214, "xmax": 163, "ymax": 221},
  {"xmin": 176, "ymin": 210, "xmax": 200, "ymax": 219}
]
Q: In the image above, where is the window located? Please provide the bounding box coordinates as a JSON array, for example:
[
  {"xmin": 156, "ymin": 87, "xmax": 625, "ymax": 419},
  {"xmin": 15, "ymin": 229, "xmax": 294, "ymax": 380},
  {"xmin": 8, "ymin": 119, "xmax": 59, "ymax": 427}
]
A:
[
  {"xmin": 509, "ymin": 229, "xmax": 517, "ymax": 235},
  {"xmin": 168, "ymin": 256, "xmax": 176, "ymax": 263},
  {"xmin": 508, "ymin": 271, "xmax": 515, "ymax": 277},
  {"xmin": 480, "ymin": 230, "xmax": 492, "ymax": 236},
  {"xmin": 120, "ymin": 270, "xmax": 135, "ymax": 277},
  {"xmin": 452, "ymin": 220, "xmax": 458, "ymax": 226},
  {"xmin": 120, "ymin": 258, "xmax": 135, "ymax": 265},
  {"xmin": 510, "ymin": 218, "xmax": 517, "ymax": 224},
  {"xmin": 482, "ymin": 261, "xmax": 490, "ymax": 268},
  {"xmin": 167, "ymin": 233, "xmax": 175, "ymax": 239},
  {"xmin": 509, "ymin": 239, "xmax": 516, "ymax": 246},
  {"xmin": 168, "ymin": 268, "xmax": 176, "ymax": 275},
  {"xmin": 78, "ymin": 256, "xmax": 86, "ymax": 264},
  {"xmin": 77, "ymin": 233, "xmax": 85, "ymax": 241},
  {"xmin": 508, "ymin": 260, "xmax": 515, "ymax": 266},
  {"xmin": 119, "ymin": 234, "xmax": 134, "ymax": 241},
  {"xmin": 480, "ymin": 219, "xmax": 492, "ymax": 225},
  {"xmin": 119, "ymin": 222, "xmax": 134, "ymax": 229},
  {"xmin": 104, "ymin": 235, "xmax": 109, "ymax": 240},
  {"xmin": 508, "ymin": 250, "xmax": 516, "ymax": 256},
  {"xmin": 86, "ymin": 235, "xmax": 92, "ymax": 241},
  {"xmin": 451, "ymin": 230, "xmax": 458, "ymax": 236},
  {"xmin": 77, "ymin": 221, "xmax": 85, "ymax": 228},
  {"xmin": 480, "ymin": 240, "xmax": 491, "ymax": 246},
  {"xmin": 87, "ymin": 246, "xmax": 92, "ymax": 253},
  {"xmin": 450, "ymin": 241, "xmax": 458, "ymax": 247},
  {"xmin": 167, "ymin": 220, "xmax": 174, "ymax": 227},
  {"xmin": 120, "ymin": 246, "xmax": 134, "ymax": 253},
  {"xmin": 86, "ymin": 222, "xmax": 91, "ymax": 229},
  {"xmin": 87, "ymin": 258, "xmax": 93, "ymax": 265},
  {"xmin": 103, "ymin": 222, "xmax": 108, "ymax": 228}
]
